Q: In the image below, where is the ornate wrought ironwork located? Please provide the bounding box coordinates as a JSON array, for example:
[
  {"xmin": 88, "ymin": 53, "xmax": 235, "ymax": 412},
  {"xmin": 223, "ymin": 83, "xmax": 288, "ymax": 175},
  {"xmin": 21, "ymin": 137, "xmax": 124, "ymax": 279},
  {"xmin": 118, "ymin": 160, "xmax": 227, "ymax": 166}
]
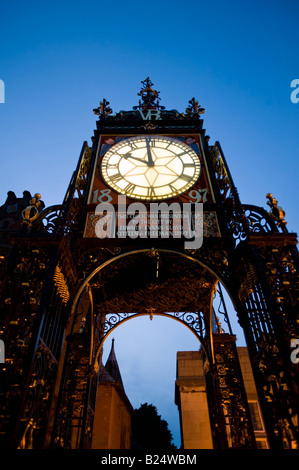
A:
[
  {"xmin": 210, "ymin": 142, "xmax": 233, "ymax": 201},
  {"xmin": 235, "ymin": 243, "xmax": 299, "ymax": 448},
  {"xmin": 93, "ymin": 98, "xmax": 113, "ymax": 119},
  {"xmin": 35, "ymin": 204, "xmax": 64, "ymax": 234},
  {"xmin": 94, "ymin": 310, "xmax": 208, "ymax": 373},
  {"xmin": 243, "ymin": 204, "xmax": 278, "ymax": 234},
  {"xmin": 51, "ymin": 335, "xmax": 95, "ymax": 449},
  {"xmin": 185, "ymin": 97, "xmax": 205, "ymax": 118},
  {"xmin": 49, "ymin": 284, "xmax": 99, "ymax": 449},
  {"xmin": 205, "ymin": 334, "xmax": 256, "ymax": 448},
  {"xmin": 212, "ymin": 282, "xmax": 233, "ymax": 335},
  {"xmin": 17, "ymin": 342, "xmax": 58, "ymax": 449},
  {"xmin": 0, "ymin": 243, "xmax": 59, "ymax": 448},
  {"xmin": 33, "ymin": 142, "xmax": 93, "ymax": 237}
]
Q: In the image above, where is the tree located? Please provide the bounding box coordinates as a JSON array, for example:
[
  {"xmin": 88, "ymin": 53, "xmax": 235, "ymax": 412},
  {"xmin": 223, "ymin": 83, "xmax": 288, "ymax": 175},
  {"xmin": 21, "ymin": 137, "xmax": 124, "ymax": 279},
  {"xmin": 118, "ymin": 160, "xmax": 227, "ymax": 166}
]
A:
[{"xmin": 132, "ymin": 403, "xmax": 176, "ymax": 450}]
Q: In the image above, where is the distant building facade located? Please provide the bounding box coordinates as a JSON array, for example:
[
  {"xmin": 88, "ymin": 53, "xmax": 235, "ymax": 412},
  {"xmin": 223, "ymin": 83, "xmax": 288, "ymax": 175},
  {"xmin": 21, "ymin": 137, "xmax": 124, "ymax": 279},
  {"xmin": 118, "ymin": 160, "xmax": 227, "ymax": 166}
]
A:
[{"xmin": 176, "ymin": 343, "xmax": 269, "ymax": 449}]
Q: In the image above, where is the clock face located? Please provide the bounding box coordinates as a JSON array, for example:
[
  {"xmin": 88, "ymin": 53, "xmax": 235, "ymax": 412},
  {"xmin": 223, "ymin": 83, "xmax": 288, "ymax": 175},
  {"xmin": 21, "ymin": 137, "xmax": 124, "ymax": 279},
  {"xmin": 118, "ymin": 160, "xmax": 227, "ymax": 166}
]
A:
[{"xmin": 100, "ymin": 135, "xmax": 201, "ymax": 201}]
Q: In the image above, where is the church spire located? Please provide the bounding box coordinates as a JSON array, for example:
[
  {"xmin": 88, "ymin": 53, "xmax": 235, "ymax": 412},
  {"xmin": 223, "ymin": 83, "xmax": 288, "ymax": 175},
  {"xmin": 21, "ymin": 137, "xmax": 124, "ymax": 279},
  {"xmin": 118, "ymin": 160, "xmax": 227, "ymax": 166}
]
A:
[{"xmin": 104, "ymin": 339, "xmax": 124, "ymax": 390}]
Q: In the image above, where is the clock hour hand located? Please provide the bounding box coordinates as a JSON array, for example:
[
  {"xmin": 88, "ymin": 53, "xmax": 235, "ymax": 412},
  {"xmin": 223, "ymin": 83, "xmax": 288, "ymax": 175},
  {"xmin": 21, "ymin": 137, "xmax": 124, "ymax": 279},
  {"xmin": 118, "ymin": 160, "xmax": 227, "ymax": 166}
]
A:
[{"xmin": 123, "ymin": 152, "xmax": 147, "ymax": 165}]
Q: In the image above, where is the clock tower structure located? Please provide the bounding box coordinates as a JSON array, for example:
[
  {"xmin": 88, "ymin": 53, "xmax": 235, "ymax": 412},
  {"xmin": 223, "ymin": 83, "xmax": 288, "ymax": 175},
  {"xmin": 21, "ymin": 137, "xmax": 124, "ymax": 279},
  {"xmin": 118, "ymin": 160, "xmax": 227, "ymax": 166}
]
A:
[{"xmin": 0, "ymin": 78, "xmax": 298, "ymax": 449}]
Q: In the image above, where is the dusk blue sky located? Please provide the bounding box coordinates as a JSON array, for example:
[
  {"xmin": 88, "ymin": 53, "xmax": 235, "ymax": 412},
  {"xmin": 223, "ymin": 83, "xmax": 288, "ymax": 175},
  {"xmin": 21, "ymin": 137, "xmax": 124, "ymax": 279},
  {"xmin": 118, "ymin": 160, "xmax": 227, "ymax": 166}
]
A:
[{"xmin": 0, "ymin": 1, "xmax": 298, "ymax": 448}]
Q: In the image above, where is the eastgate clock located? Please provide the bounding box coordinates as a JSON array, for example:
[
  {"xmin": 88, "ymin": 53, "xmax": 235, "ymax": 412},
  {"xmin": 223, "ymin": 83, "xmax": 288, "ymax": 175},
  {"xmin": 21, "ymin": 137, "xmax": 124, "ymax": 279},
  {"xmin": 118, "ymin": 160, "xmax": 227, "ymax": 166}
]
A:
[{"xmin": 100, "ymin": 135, "xmax": 201, "ymax": 201}]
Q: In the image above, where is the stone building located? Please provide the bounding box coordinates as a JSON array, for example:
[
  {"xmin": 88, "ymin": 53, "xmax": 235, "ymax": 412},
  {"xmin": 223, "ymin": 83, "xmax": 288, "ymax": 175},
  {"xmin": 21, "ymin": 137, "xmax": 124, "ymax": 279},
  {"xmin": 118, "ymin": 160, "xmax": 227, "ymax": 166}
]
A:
[
  {"xmin": 176, "ymin": 344, "xmax": 269, "ymax": 449},
  {"xmin": 92, "ymin": 339, "xmax": 133, "ymax": 449}
]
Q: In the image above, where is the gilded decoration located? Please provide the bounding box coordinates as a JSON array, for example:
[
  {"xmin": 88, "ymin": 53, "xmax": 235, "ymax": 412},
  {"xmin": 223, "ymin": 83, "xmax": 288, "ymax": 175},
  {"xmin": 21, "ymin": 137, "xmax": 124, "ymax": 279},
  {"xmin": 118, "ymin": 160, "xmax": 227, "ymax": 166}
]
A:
[{"xmin": 53, "ymin": 264, "xmax": 70, "ymax": 305}]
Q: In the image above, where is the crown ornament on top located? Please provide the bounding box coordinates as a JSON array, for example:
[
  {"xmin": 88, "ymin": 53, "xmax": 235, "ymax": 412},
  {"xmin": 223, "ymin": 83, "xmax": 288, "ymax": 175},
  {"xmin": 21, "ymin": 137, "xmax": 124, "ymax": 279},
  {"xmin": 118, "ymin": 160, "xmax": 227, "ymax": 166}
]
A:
[
  {"xmin": 133, "ymin": 77, "xmax": 165, "ymax": 111},
  {"xmin": 92, "ymin": 80, "xmax": 207, "ymax": 122}
]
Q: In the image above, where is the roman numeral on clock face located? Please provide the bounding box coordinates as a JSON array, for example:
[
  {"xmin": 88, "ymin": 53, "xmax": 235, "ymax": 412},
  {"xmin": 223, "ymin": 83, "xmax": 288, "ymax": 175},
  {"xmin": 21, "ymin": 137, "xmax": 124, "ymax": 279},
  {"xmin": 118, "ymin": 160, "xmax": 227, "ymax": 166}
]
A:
[
  {"xmin": 147, "ymin": 187, "xmax": 156, "ymax": 198},
  {"xmin": 124, "ymin": 182, "xmax": 136, "ymax": 193},
  {"xmin": 180, "ymin": 173, "xmax": 193, "ymax": 182},
  {"xmin": 183, "ymin": 163, "xmax": 196, "ymax": 168},
  {"xmin": 169, "ymin": 184, "xmax": 179, "ymax": 194},
  {"xmin": 107, "ymin": 164, "xmax": 119, "ymax": 171},
  {"xmin": 110, "ymin": 172, "xmax": 123, "ymax": 183},
  {"xmin": 127, "ymin": 142, "xmax": 138, "ymax": 150}
]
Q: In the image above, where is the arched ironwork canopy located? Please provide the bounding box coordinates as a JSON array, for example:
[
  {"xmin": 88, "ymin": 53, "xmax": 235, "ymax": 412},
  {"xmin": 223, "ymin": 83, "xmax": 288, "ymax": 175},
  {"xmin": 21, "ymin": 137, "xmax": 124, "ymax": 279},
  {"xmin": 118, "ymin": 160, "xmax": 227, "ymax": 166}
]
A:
[{"xmin": 69, "ymin": 248, "xmax": 234, "ymax": 371}]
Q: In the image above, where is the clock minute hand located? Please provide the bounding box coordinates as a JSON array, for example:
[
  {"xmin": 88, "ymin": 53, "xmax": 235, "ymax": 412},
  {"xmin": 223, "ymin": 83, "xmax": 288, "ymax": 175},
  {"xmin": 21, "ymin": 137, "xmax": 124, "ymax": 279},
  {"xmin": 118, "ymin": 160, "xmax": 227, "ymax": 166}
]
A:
[{"xmin": 145, "ymin": 139, "xmax": 155, "ymax": 167}]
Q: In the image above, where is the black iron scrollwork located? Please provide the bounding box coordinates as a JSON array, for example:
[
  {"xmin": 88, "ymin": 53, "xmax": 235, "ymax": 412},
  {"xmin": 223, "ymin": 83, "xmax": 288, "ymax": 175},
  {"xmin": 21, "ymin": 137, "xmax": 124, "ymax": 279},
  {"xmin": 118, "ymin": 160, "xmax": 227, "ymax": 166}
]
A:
[
  {"xmin": 35, "ymin": 205, "xmax": 64, "ymax": 234},
  {"xmin": 243, "ymin": 204, "xmax": 278, "ymax": 233},
  {"xmin": 96, "ymin": 310, "xmax": 206, "ymax": 340}
]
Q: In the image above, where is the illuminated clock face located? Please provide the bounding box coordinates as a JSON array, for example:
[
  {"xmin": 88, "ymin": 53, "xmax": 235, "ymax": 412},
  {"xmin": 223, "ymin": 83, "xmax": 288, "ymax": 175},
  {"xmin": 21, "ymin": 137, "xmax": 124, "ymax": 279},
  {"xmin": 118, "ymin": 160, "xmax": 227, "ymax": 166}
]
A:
[{"xmin": 100, "ymin": 135, "xmax": 201, "ymax": 200}]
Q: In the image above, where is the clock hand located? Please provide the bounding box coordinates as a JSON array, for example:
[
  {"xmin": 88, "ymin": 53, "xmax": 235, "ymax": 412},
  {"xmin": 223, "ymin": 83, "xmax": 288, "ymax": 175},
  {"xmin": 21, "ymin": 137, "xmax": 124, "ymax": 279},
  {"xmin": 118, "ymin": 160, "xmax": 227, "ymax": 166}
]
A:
[
  {"xmin": 123, "ymin": 152, "xmax": 147, "ymax": 164},
  {"xmin": 145, "ymin": 138, "xmax": 155, "ymax": 167}
]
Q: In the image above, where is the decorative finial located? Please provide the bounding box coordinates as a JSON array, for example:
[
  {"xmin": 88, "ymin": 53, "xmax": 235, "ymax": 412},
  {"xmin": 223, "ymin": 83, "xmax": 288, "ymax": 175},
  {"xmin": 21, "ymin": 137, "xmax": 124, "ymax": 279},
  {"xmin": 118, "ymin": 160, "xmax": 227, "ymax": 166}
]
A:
[
  {"xmin": 146, "ymin": 307, "xmax": 156, "ymax": 320},
  {"xmin": 79, "ymin": 316, "xmax": 86, "ymax": 333},
  {"xmin": 266, "ymin": 193, "xmax": 287, "ymax": 230},
  {"xmin": 133, "ymin": 77, "xmax": 165, "ymax": 110},
  {"xmin": 185, "ymin": 98, "xmax": 205, "ymax": 118},
  {"xmin": 216, "ymin": 316, "xmax": 225, "ymax": 333},
  {"xmin": 93, "ymin": 98, "xmax": 113, "ymax": 118}
]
